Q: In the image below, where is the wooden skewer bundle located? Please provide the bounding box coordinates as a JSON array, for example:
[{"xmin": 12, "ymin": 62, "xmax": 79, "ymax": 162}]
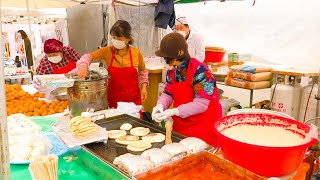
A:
[{"xmin": 29, "ymin": 155, "xmax": 58, "ymax": 180}]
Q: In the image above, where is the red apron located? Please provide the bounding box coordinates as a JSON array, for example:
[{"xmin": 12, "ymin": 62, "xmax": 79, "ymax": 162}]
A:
[
  {"xmin": 107, "ymin": 48, "xmax": 141, "ymax": 109},
  {"xmin": 50, "ymin": 55, "xmax": 76, "ymax": 74},
  {"xmin": 171, "ymin": 58, "xmax": 222, "ymax": 146}
]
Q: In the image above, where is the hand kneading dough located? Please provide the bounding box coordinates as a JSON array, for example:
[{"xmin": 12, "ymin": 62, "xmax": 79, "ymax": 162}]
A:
[
  {"xmin": 127, "ymin": 141, "xmax": 152, "ymax": 152},
  {"xmin": 120, "ymin": 123, "xmax": 133, "ymax": 131},
  {"xmin": 130, "ymin": 127, "xmax": 150, "ymax": 136},
  {"xmin": 108, "ymin": 130, "xmax": 127, "ymax": 139}
]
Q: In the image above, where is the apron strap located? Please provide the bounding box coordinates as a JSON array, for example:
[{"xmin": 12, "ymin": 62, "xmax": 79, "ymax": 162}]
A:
[
  {"xmin": 110, "ymin": 48, "xmax": 116, "ymax": 67},
  {"xmin": 129, "ymin": 48, "xmax": 133, "ymax": 67},
  {"xmin": 110, "ymin": 47, "xmax": 133, "ymax": 67}
]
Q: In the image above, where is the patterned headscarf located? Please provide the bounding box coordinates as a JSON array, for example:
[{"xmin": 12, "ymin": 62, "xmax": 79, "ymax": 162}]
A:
[{"xmin": 44, "ymin": 39, "xmax": 63, "ymax": 54}]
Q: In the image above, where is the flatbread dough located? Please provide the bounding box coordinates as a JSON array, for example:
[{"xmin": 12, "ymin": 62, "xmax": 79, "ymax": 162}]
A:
[
  {"xmin": 120, "ymin": 123, "xmax": 133, "ymax": 131},
  {"xmin": 130, "ymin": 127, "xmax": 150, "ymax": 136},
  {"xmin": 108, "ymin": 130, "xmax": 127, "ymax": 139},
  {"xmin": 115, "ymin": 135, "xmax": 139, "ymax": 145},
  {"xmin": 69, "ymin": 116, "xmax": 97, "ymax": 138},
  {"xmin": 142, "ymin": 133, "xmax": 165, "ymax": 143},
  {"xmin": 127, "ymin": 141, "xmax": 152, "ymax": 152}
]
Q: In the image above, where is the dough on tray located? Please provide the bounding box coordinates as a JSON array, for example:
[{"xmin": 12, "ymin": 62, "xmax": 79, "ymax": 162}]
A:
[
  {"xmin": 142, "ymin": 133, "xmax": 165, "ymax": 143},
  {"xmin": 127, "ymin": 141, "xmax": 152, "ymax": 152},
  {"xmin": 130, "ymin": 127, "xmax": 150, "ymax": 136}
]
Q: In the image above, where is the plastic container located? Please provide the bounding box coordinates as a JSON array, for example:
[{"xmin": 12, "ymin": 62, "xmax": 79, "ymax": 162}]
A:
[
  {"xmin": 215, "ymin": 114, "xmax": 317, "ymax": 177},
  {"xmin": 204, "ymin": 47, "xmax": 226, "ymax": 63}
]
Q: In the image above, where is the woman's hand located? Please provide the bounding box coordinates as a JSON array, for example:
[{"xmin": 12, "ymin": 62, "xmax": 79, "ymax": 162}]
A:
[
  {"xmin": 77, "ymin": 65, "xmax": 88, "ymax": 78},
  {"xmin": 141, "ymin": 83, "xmax": 148, "ymax": 102}
]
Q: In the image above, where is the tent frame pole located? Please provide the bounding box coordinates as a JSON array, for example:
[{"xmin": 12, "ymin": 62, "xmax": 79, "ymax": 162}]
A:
[{"xmin": 0, "ymin": 1, "xmax": 11, "ymax": 179}]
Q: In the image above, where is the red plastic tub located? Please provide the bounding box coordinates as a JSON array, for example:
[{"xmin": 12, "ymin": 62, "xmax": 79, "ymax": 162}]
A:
[
  {"xmin": 214, "ymin": 114, "xmax": 317, "ymax": 177},
  {"xmin": 204, "ymin": 47, "xmax": 225, "ymax": 63}
]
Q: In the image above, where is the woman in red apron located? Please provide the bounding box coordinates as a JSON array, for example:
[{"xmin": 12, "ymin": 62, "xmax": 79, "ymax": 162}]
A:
[
  {"xmin": 152, "ymin": 33, "xmax": 222, "ymax": 146},
  {"xmin": 36, "ymin": 39, "xmax": 80, "ymax": 75},
  {"xmin": 76, "ymin": 20, "xmax": 148, "ymax": 114},
  {"xmin": 33, "ymin": 39, "xmax": 80, "ymax": 90}
]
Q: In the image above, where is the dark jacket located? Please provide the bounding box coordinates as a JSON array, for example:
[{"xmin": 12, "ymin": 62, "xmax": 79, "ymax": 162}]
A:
[{"xmin": 154, "ymin": 0, "xmax": 175, "ymax": 29}]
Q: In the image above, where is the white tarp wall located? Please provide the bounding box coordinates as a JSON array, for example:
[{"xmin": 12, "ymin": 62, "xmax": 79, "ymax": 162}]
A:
[
  {"xmin": 108, "ymin": 5, "xmax": 162, "ymax": 56},
  {"xmin": 176, "ymin": 0, "xmax": 320, "ymax": 71}
]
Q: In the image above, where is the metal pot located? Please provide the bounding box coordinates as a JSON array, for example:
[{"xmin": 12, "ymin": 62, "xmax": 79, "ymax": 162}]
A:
[{"xmin": 67, "ymin": 73, "xmax": 110, "ymax": 117}]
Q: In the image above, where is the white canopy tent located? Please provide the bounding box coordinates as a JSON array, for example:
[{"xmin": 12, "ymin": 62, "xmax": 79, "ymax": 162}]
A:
[{"xmin": 175, "ymin": 0, "xmax": 320, "ymax": 71}]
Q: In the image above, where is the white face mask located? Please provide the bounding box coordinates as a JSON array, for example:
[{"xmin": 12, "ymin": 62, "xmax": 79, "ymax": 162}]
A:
[
  {"xmin": 48, "ymin": 56, "xmax": 62, "ymax": 63},
  {"xmin": 177, "ymin": 31, "xmax": 186, "ymax": 38},
  {"xmin": 112, "ymin": 38, "xmax": 127, "ymax": 49}
]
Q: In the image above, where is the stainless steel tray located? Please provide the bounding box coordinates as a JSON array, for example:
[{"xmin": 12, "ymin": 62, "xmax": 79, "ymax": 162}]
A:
[{"xmin": 82, "ymin": 114, "xmax": 187, "ymax": 178}]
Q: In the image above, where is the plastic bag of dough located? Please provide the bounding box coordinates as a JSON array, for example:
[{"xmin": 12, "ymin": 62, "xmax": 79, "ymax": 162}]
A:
[
  {"xmin": 179, "ymin": 137, "xmax": 208, "ymax": 153},
  {"xmin": 7, "ymin": 114, "xmax": 41, "ymax": 135},
  {"xmin": 141, "ymin": 148, "xmax": 172, "ymax": 167},
  {"xmin": 113, "ymin": 153, "xmax": 135, "ymax": 166},
  {"xmin": 115, "ymin": 155, "xmax": 153, "ymax": 175},
  {"xmin": 161, "ymin": 143, "xmax": 190, "ymax": 159},
  {"xmin": 9, "ymin": 133, "xmax": 52, "ymax": 161}
]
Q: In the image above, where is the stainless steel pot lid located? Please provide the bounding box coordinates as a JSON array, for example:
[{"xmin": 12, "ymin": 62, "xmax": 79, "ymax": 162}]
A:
[{"xmin": 67, "ymin": 71, "xmax": 110, "ymax": 82}]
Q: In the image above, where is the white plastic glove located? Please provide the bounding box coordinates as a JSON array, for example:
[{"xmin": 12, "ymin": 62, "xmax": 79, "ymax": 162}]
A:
[
  {"xmin": 155, "ymin": 108, "xmax": 179, "ymax": 122},
  {"xmin": 32, "ymin": 76, "xmax": 42, "ymax": 91},
  {"xmin": 152, "ymin": 104, "xmax": 164, "ymax": 121}
]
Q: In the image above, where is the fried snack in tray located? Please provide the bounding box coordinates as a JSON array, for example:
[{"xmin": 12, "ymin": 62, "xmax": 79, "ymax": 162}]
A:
[
  {"xmin": 68, "ymin": 116, "xmax": 97, "ymax": 138},
  {"xmin": 29, "ymin": 155, "xmax": 58, "ymax": 180},
  {"xmin": 179, "ymin": 137, "xmax": 208, "ymax": 153},
  {"xmin": 141, "ymin": 148, "xmax": 172, "ymax": 167},
  {"xmin": 6, "ymin": 84, "xmax": 68, "ymax": 116},
  {"xmin": 113, "ymin": 154, "xmax": 153, "ymax": 176}
]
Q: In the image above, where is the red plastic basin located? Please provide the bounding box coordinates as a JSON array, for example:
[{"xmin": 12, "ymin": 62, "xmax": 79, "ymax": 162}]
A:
[
  {"xmin": 204, "ymin": 50, "xmax": 225, "ymax": 63},
  {"xmin": 214, "ymin": 114, "xmax": 317, "ymax": 177}
]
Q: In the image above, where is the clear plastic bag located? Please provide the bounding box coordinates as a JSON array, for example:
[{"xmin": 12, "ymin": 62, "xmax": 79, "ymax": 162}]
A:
[
  {"xmin": 141, "ymin": 148, "xmax": 172, "ymax": 167},
  {"xmin": 161, "ymin": 143, "xmax": 190, "ymax": 158},
  {"xmin": 7, "ymin": 114, "xmax": 42, "ymax": 136},
  {"xmin": 179, "ymin": 137, "xmax": 208, "ymax": 153},
  {"xmin": 114, "ymin": 155, "xmax": 153, "ymax": 175},
  {"xmin": 9, "ymin": 133, "xmax": 52, "ymax": 162}
]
